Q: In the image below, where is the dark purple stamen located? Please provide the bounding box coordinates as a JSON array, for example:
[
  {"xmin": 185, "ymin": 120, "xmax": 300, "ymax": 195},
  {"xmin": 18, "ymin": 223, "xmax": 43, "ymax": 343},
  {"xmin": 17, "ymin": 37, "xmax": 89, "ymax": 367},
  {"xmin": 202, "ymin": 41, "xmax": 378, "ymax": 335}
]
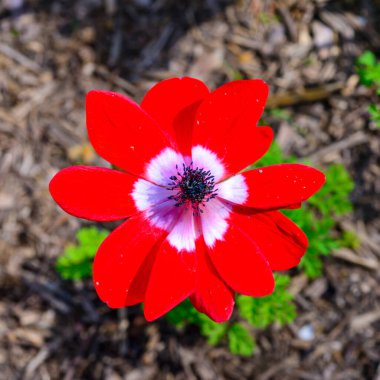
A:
[{"xmin": 167, "ymin": 162, "xmax": 218, "ymax": 215}]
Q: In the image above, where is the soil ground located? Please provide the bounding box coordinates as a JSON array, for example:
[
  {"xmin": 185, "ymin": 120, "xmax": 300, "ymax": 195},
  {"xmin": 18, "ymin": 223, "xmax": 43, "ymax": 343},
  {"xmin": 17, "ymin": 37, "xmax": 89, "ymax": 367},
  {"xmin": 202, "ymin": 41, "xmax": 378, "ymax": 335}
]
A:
[{"xmin": 0, "ymin": 1, "xmax": 379, "ymax": 379}]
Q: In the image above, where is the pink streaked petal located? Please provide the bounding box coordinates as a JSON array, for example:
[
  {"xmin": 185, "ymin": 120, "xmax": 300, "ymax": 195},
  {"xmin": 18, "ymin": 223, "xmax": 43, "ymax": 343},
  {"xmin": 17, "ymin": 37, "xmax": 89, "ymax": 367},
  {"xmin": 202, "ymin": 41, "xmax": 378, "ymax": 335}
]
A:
[
  {"xmin": 141, "ymin": 77, "xmax": 210, "ymax": 155},
  {"xmin": 207, "ymin": 213, "xmax": 274, "ymax": 296},
  {"xmin": 193, "ymin": 80, "xmax": 273, "ymax": 176},
  {"xmin": 217, "ymin": 173, "xmax": 248, "ymax": 205},
  {"xmin": 241, "ymin": 164, "xmax": 326, "ymax": 209},
  {"xmin": 144, "ymin": 147, "xmax": 185, "ymax": 186},
  {"xmin": 49, "ymin": 166, "xmax": 137, "ymax": 221},
  {"xmin": 190, "ymin": 240, "xmax": 234, "ymax": 322},
  {"xmin": 200, "ymin": 198, "xmax": 230, "ymax": 249},
  {"xmin": 86, "ymin": 90, "xmax": 174, "ymax": 177},
  {"xmin": 144, "ymin": 240, "xmax": 196, "ymax": 321},
  {"xmin": 93, "ymin": 214, "xmax": 165, "ymax": 308},
  {"xmin": 166, "ymin": 206, "xmax": 200, "ymax": 252}
]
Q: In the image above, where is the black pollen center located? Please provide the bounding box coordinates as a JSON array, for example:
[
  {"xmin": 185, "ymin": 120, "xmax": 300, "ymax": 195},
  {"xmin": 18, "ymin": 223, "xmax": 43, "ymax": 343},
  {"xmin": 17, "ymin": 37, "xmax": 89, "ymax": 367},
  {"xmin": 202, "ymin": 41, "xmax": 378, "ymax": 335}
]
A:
[{"xmin": 167, "ymin": 163, "xmax": 218, "ymax": 214}]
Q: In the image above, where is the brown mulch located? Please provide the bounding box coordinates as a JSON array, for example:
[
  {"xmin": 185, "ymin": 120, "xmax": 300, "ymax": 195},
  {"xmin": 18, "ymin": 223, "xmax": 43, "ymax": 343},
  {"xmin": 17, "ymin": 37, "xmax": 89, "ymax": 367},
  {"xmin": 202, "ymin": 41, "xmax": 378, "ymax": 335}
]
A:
[{"xmin": 0, "ymin": 0, "xmax": 379, "ymax": 379}]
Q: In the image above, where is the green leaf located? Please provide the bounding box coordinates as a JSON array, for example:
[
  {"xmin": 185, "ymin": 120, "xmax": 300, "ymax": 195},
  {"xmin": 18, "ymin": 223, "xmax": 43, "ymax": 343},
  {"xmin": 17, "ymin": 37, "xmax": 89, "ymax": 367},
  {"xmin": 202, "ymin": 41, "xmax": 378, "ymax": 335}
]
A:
[
  {"xmin": 339, "ymin": 230, "xmax": 360, "ymax": 250},
  {"xmin": 56, "ymin": 227, "xmax": 109, "ymax": 280},
  {"xmin": 368, "ymin": 103, "xmax": 380, "ymax": 127},
  {"xmin": 306, "ymin": 164, "xmax": 354, "ymax": 216},
  {"xmin": 356, "ymin": 50, "xmax": 376, "ymax": 67},
  {"xmin": 200, "ymin": 318, "xmax": 228, "ymax": 345},
  {"xmin": 252, "ymin": 142, "xmax": 297, "ymax": 169},
  {"xmin": 356, "ymin": 50, "xmax": 380, "ymax": 87},
  {"xmin": 282, "ymin": 162, "xmax": 355, "ymax": 277},
  {"xmin": 227, "ymin": 324, "xmax": 255, "ymax": 356},
  {"xmin": 166, "ymin": 299, "xmax": 228, "ymax": 345},
  {"xmin": 237, "ymin": 274, "xmax": 296, "ymax": 329}
]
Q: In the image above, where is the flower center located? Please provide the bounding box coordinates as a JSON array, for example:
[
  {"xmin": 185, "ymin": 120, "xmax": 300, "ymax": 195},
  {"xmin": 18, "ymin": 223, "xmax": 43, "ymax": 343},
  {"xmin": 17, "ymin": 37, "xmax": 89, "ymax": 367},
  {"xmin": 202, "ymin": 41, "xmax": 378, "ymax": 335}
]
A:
[{"xmin": 167, "ymin": 163, "xmax": 218, "ymax": 214}]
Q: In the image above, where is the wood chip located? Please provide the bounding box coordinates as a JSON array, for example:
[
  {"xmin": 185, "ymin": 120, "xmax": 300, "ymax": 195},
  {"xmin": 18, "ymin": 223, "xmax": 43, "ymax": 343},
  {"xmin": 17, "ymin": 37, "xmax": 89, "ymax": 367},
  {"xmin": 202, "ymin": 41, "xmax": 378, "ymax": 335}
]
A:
[
  {"xmin": 0, "ymin": 42, "xmax": 41, "ymax": 73},
  {"xmin": 350, "ymin": 310, "xmax": 380, "ymax": 332},
  {"xmin": 332, "ymin": 248, "xmax": 380, "ymax": 270}
]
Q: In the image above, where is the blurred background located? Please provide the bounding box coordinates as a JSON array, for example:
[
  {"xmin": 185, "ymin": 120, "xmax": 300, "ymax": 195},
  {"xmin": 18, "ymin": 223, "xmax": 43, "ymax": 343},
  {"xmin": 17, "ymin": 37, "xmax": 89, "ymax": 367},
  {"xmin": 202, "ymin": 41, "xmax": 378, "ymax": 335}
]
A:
[{"xmin": 0, "ymin": 0, "xmax": 379, "ymax": 379}]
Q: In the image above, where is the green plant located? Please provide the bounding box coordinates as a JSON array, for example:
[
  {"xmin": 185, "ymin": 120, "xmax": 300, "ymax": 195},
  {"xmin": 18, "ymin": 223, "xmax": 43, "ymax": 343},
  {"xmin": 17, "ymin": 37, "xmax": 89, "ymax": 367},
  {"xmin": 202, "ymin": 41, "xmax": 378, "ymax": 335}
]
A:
[
  {"xmin": 254, "ymin": 143, "xmax": 355, "ymax": 278},
  {"xmin": 306, "ymin": 164, "xmax": 354, "ymax": 216},
  {"xmin": 284, "ymin": 163, "xmax": 354, "ymax": 278},
  {"xmin": 368, "ymin": 104, "xmax": 380, "ymax": 126},
  {"xmin": 265, "ymin": 108, "xmax": 292, "ymax": 122},
  {"xmin": 166, "ymin": 299, "xmax": 229, "ymax": 345},
  {"xmin": 356, "ymin": 50, "xmax": 380, "ymax": 127},
  {"xmin": 56, "ymin": 227, "xmax": 109, "ymax": 280},
  {"xmin": 356, "ymin": 51, "xmax": 380, "ymax": 88},
  {"xmin": 167, "ymin": 274, "xmax": 294, "ymax": 356},
  {"xmin": 236, "ymin": 275, "xmax": 296, "ymax": 329},
  {"xmin": 227, "ymin": 323, "xmax": 256, "ymax": 356}
]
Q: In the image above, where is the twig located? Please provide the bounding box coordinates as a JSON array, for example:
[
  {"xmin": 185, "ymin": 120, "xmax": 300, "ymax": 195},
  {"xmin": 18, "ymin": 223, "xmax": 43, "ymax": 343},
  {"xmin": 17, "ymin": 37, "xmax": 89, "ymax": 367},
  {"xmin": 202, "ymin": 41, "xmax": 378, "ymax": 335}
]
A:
[
  {"xmin": 22, "ymin": 274, "xmax": 73, "ymax": 314},
  {"xmin": 304, "ymin": 131, "xmax": 369, "ymax": 163},
  {"xmin": 258, "ymin": 355, "xmax": 299, "ymax": 380},
  {"xmin": 95, "ymin": 66, "xmax": 137, "ymax": 95},
  {"xmin": 276, "ymin": 4, "xmax": 298, "ymax": 42},
  {"xmin": 12, "ymin": 82, "xmax": 57, "ymax": 121},
  {"xmin": 266, "ymin": 82, "xmax": 344, "ymax": 108},
  {"xmin": 350, "ymin": 309, "xmax": 380, "ymax": 332},
  {"xmin": 23, "ymin": 338, "xmax": 62, "ymax": 379},
  {"xmin": 140, "ymin": 24, "xmax": 175, "ymax": 68},
  {"xmin": 0, "ymin": 42, "xmax": 41, "ymax": 73},
  {"xmin": 227, "ymin": 34, "xmax": 272, "ymax": 55},
  {"xmin": 107, "ymin": 12, "xmax": 123, "ymax": 67},
  {"xmin": 332, "ymin": 248, "xmax": 379, "ymax": 270},
  {"xmin": 118, "ymin": 308, "xmax": 129, "ymax": 356}
]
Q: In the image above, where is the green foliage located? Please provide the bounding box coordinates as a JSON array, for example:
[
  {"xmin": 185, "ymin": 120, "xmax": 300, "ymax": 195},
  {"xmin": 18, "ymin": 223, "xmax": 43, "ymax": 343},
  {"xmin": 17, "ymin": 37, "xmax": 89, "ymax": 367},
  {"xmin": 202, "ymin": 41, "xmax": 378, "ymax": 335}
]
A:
[
  {"xmin": 356, "ymin": 50, "xmax": 380, "ymax": 127},
  {"xmin": 283, "ymin": 163, "xmax": 355, "ymax": 277},
  {"xmin": 224, "ymin": 62, "xmax": 244, "ymax": 81},
  {"xmin": 56, "ymin": 227, "xmax": 109, "ymax": 280},
  {"xmin": 255, "ymin": 142, "xmax": 354, "ymax": 277},
  {"xmin": 339, "ymin": 230, "xmax": 360, "ymax": 250},
  {"xmin": 258, "ymin": 11, "xmax": 279, "ymax": 25},
  {"xmin": 284, "ymin": 209, "xmax": 339, "ymax": 278},
  {"xmin": 166, "ymin": 299, "xmax": 228, "ymax": 345},
  {"xmin": 237, "ymin": 275, "xmax": 296, "ymax": 329},
  {"xmin": 248, "ymin": 142, "xmax": 296, "ymax": 170},
  {"xmin": 199, "ymin": 318, "xmax": 228, "ymax": 345},
  {"xmin": 306, "ymin": 164, "xmax": 354, "ymax": 216},
  {"xmin": 167, "ymin": 275, "xmax": 294, "ymax": 356},
  {"xmin": 356, "ymin": 51, "xmax": 380, "ymax": 87},
  {"xmin": 265, "ymin": 108, "xmax": 293, "ymax": 122},
  {"xmin": 167, "ymin": 300, "xmax": 256, "ymax": 356},
  {"xmin": 368, "ymin": 104, "xmax": 380, "ymax": 126},
  {"xmin": 227, "ymin": 324, "xmax": 255, "ymax": 357}
]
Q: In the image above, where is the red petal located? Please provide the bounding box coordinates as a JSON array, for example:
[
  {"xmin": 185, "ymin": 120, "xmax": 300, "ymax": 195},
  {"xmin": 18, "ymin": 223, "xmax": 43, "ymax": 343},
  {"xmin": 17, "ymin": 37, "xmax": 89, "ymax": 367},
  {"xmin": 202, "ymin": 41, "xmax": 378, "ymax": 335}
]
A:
[
  {"xmin": 86, "ymin": 90, "xmax": 173, "ymax": 176},
  {"xmin": 193, "ymin": 80, "xmax": 272, "ymax": 175},
  {"xmin": 49, "ymin": 166, "xmax": 137, "ymax": 221},
  {"xmin": 190, "ymin": 240, "xmax": 234, "ymax": 322},
  {"xmin": 229, "ymin": 210, "xmax": 308, "ymax": 270},
  {"xmin": 207, "ymin": 215, "xmax": 274, "ymax": 297},
  {"xmin": 241, "ymin": 164, "xmax": 326, "ymax": 209},
  {"xmin": 93, "ymin": 215, "xmax": 165, "ymax": 308},
  {"xmin": 285, "ymin": 203, "xmax": 302, "ymax": 210},
  {"xmin": 141, "ymin": 77, "xmax": 209, "ymax": 155},
  {"xmin": 144, "ymin": 241, "xmax": 196, "ymax": 321}
]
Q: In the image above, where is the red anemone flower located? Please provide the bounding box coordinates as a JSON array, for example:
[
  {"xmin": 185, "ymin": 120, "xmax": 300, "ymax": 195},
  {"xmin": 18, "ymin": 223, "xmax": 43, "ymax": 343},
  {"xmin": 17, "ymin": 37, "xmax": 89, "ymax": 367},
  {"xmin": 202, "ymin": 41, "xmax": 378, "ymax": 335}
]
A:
[{"xmin": 50, "ymin": 78, "xmax": 325, "ymax": 322}]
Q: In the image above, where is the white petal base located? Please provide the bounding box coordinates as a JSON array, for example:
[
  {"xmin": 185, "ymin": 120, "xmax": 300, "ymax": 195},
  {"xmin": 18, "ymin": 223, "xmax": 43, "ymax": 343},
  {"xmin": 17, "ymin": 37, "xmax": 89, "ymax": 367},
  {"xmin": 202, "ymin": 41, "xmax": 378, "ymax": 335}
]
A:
[{"xmin": 131, "ymin": 146, "xmax": 248, "ymax": 252}]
